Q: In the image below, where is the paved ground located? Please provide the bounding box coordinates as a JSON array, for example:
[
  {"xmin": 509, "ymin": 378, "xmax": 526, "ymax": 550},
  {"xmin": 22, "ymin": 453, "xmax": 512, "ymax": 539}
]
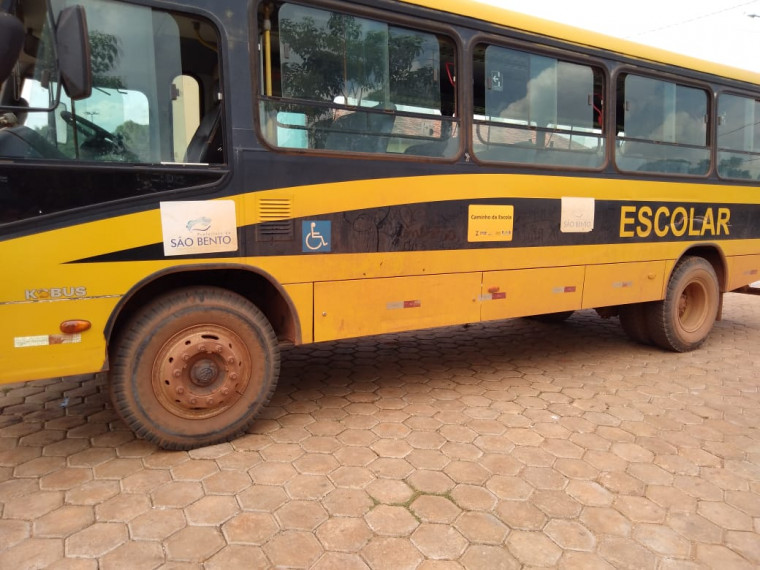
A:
[{"xmin": 2, "ymin": 294, "xmax": 760, "ymax": 569}]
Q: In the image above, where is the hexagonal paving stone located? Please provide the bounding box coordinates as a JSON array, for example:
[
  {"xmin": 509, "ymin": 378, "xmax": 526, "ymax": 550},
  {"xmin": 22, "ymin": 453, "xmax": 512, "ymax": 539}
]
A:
[
  {"xmin": 507, "ymin": 530, "xmax": 562, "ymax": 567},
  {"xmin": 544, "ymin": 519, "xmax": 596, "ymax": 551},
  {"xmin": 99, "ymin": 541, "xmax": 164, "ymax": 570},
  {"xmin": 409, "ymin": 495, "xmax": 461, "ymax": 524},
  {"xmin": 184, "ymin": 495, "xmax": 240, "ymax": 526},
  {"xmin": 275, "ymin": 500, "xmax": 328, "ymax": 530},
  {"xmin": 151, "ymin": 481, "xmax": 204, "ymax": 509},
  {"xmin": 365, "ymin": 505, "xmax": 419, "ymax": 536},
  {"xmin": 203, "ymin": 544, "xmax": 269, "ymax": 570},
  {"xmin": 164, "ymin": 526, "xmax": 225, "ymax": 562},
  {"xmin": 316, "ymin": 517, "xmax": 373, "ymax": 552},
  {"xmin": 411, "ymin": 523, "xmax": 468, "ymax": 560},
  {"xmin": 323, "ymin": 488, "xmax": 374, "ymax": 517},
  {"xmin": 222, "ymin": 512, "xmax": 278, "ymax": 545},
  {"xmin": 66, "ymin": 522, "xmax": 128, "ymax": 558},
  {"xmin": 361, "ymin": 536, "xmax": 423, "ymax": 570},
  {"xmin": 263, "ymin": 530, "xmax": 323, "ymax": 568},
  {"xmin": 454, "ymin": 511, "xmax": 508, "ymax": 545},
  {"xmin": 0, "ymin": 537, "xmax": 64, "ymax": 569},
  {"xmin": 129, "ymin": 509, "xmax": 186, "ymax": 541},
  {"xmin": 366, "ymin": 479, "xmax": 414, "ymax": 504}
]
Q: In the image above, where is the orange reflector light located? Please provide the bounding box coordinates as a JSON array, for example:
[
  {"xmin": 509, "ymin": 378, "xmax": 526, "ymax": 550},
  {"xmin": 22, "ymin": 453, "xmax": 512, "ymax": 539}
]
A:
[{"xmin": 60, "ymin": 320, "xmax": 91, "ymax": 334}]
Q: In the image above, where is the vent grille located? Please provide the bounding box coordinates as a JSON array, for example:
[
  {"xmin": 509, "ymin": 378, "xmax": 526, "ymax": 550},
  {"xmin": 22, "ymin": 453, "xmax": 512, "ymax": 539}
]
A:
[{"xmin": 257, "ymin": 197, "xmax": 294, "ymax": 241}]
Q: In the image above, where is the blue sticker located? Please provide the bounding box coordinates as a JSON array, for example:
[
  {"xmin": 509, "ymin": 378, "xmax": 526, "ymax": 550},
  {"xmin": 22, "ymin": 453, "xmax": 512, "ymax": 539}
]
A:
[{"xmin": 302, "ymin": 221, "xmax": 331, "ymax": 253}]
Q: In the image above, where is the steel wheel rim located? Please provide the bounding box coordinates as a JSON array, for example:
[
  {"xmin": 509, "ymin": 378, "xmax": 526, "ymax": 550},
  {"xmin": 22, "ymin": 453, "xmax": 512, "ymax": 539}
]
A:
[
  {"xmin": 678, "ymin": 280, "xmax": 709, "ymax": 334},
  {"xmin": 152, "ymin": 324, "xmax": 252, "ymax": 420}
]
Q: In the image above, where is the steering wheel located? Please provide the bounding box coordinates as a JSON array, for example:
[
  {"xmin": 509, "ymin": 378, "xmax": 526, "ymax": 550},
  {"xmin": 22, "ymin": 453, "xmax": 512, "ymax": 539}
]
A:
[
  {"xmin": 60, "ymin": 110, "xmax": 114, "ymax": 142},
  {"xmin": 60, "ymin": 109, "xmax": 135, "ymax": 159}
]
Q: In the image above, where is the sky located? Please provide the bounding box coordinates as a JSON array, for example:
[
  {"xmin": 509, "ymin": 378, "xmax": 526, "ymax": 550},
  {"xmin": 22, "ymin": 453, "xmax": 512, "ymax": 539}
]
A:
[{"xmin": 475, "ymin": 0, "xmax": 760, "ymax": 73}]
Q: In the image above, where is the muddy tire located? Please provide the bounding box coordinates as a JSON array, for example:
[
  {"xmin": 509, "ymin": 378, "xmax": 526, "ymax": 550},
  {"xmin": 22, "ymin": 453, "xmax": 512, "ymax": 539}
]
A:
[
  {"xmin": 110, "ymin": 287, "xmax": 280, "ymax": 449},
  {"xmin": 619, "ymin": 303, "xmax": 652, "ymax": 345},
  {"xmin": 646, "ymin": 257, "xmax": 719, "ymax": 352}
]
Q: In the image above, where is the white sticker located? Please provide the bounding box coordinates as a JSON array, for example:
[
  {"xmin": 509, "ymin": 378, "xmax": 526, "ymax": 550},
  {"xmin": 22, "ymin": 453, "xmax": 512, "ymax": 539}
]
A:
[
  {"xmin": 14, "ymin": 335, "xmax": 49, "ymax": 348},
  {"xmin": 14, "ymin": 334, "xmax": 82, "ymax": 348},
  {"xmin": 561, "ymin": 197, "xmax": 595, "ymax": 233},
  {"xmin": 160, "ymin": 200, "xmax": 238, "ymax": 257}
]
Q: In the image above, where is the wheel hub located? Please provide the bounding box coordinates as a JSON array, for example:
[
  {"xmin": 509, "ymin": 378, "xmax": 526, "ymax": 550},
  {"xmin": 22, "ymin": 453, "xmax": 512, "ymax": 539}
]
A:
[
  {"xmin": 152, "ymin": 326, "xmax": 252, "ymax": 420},
  {"xmin": 190, "ymin": 359, "xmax": 219, "ymax": 387}
]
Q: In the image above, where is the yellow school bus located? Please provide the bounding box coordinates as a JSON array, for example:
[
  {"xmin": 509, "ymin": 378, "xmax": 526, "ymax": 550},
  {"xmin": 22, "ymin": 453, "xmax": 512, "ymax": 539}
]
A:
[{"xmin": 1, "ymin": 0, "xmax": 759, "ymax": 447}]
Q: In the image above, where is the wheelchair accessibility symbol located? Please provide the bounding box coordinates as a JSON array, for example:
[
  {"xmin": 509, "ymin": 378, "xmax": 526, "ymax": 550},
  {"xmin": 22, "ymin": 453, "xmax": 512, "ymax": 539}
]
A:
[{"xmin": 302, "ymin": 221, "xmax": 331, "ymax": 253}]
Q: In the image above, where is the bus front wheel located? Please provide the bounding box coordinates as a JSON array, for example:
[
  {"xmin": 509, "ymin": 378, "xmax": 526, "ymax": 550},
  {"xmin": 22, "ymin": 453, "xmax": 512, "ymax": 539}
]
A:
[
  {"xmin": 110, "ymin": 287, "xmax": 280, "ymax": 450},
  {"xmin": 646, "ymin": 257, "xmax": 719, "ymax": 352}
]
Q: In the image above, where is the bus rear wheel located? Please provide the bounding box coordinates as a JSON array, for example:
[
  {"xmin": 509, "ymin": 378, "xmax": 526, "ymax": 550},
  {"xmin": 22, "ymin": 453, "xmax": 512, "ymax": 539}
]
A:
[
  {"xmin": 110, "ymin": 287, "xmax": 280, "ymax": 450},
  {"xmin": 646, "ymin": 256, "xmax": 719, "ymax": 352}
]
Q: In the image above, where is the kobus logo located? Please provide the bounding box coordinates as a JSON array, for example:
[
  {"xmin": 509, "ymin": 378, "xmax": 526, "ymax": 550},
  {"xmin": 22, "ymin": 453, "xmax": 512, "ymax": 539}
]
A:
[{"xmin": 25, "ymin": 287, "xmax": 87, "ymax": 301}]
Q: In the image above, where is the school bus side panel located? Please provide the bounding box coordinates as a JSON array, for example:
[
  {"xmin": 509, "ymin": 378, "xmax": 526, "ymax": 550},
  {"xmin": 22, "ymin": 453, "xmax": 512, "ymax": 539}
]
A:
[{"xmin": 314, "ymin": 273, "xmax": 482, "ymax": 341}]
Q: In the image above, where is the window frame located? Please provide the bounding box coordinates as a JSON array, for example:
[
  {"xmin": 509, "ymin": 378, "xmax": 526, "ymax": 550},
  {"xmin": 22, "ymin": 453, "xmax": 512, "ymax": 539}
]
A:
[
  {"xmin": 715, "ymin": 89, "xmax": 760, "ymax": 182},
  {"xmin": 0, "ymin": 1, "xmax": 230, "ymax": 229},
  {"xmin": 612, "ymin": 66, "xmax": 714, "ymax": 178},
  {"xmin": 253, "ymin": 0, "xmax": 464, "ymax": 162},
  {"xmin": 468, "ymin": 32, "xmax": 610, "ymax": 172}
]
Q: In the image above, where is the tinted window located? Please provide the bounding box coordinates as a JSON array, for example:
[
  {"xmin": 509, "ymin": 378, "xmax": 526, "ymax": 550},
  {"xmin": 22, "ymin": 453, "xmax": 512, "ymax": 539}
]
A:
[
  {"xmin": 472, "ymin": 44, "xmax": 605, "ymax": 168},
  {"xmin": 0, "ymin": 0, "xmax": 222, "ymax": 165},
  {"xmin": 0, "ymin": 0, "xmax": 224, "ymax": 226},
  {"xmin": 717, "ymin": 94, "xmax": 760, "ymax": 180},
  {"xmin": 259, "ymin": 2, "xmax": 459, "ymax": 158},
  {"xmin": 615, "ymin": 74, "xmax": 709, "ymax": 175}
]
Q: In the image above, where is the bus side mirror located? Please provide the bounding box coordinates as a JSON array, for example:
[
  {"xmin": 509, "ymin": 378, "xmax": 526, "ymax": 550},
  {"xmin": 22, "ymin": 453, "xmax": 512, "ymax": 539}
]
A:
[
  {"xmin": 56, "ymin": 5, "xmax": 92, "ymax": 101},
  {"xmin": 0, "ymin": 13, "xmax": 24, "ymax": 86}
]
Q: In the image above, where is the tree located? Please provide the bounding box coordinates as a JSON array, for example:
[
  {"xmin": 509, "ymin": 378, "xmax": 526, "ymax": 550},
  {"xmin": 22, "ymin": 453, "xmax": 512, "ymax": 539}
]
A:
[
  {"xmin": 115, "ymin": 120, "xmax": 149, "ymax": 161},
  {"xmin": 89, "ymin": 31, "xmax": 123, "ymax": 90},
  {"xmin": 280, "ymin": 13, "xmax": 387, "ymax": 104}
]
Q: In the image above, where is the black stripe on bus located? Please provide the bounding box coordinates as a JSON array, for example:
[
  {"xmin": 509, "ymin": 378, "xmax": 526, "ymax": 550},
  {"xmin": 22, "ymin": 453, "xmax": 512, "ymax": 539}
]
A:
[{"xmin": 69, "ymin": 198, "xmax": 757, "ymax": 264}]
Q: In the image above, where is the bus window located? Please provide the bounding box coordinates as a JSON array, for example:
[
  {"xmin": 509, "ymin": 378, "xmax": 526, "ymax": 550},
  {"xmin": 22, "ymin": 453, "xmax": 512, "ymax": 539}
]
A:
[
  {"xmin": 717, "ymin": 94, "xmax": 760, "ymax": 180},
  {"xmin": 258, "ymin": 2, "xmax": 458, "ymax": 158},
  {"xmin": 615, "ymin": 74, "xmax": 709, "ymax": 175},
  {"xmin": 22, "ymin": 80, "xmax": 151, "ymax": 161},
  {"xmin": 0, "ymin": 0, "xmax": 222, "ymax": 166},
  {"xmin": 472, "ymin": 44, "xmax": 605, "ymax": 169}
]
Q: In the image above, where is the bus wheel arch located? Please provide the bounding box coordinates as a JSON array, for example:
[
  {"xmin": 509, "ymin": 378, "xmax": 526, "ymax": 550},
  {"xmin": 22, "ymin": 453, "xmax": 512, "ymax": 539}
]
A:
[
  {"xmin": 645, "ymin": 250, "xmax": 723, "ymax": 352},
  {"xmin": 106, "ymin": 265, "xmax": 301, "ymax": 351},
  {"xmin": 109, "ymin": 285, "xmax": 280, "ymax": 449}
]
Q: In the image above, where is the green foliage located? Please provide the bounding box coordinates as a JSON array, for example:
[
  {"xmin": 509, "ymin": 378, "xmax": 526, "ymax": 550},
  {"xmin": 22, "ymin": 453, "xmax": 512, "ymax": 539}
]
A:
[
  {"xmin": 89, "ymin": 31, "xmax": 124, "ymax": 90},
  {"xmin": 115, "ymin": 120, "xmax": 150, "ymax": 161},
  {"xmin": 278, "ymin": 9, "xmax": 440, "ymax": 111},
  {"xmin": 280, "ymin": 13, "xmax": 387, "ymax": 104},
  {"xmin": 719, "ymin": 156, "xmax": 752, "ymax": 179}
]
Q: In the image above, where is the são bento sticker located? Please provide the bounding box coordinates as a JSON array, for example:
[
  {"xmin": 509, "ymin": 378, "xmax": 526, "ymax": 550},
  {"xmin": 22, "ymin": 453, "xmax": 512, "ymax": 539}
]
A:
[{"xmin": 160, "ymin": 201, "xmax": 238, "ymax": 256}]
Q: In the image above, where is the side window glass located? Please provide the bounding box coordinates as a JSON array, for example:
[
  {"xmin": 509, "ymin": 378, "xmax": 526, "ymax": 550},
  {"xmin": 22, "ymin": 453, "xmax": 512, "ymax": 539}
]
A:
[
  {"xmin": 472, "ymin": 44, "xmax": 605, "ymax": 169},
  {"xmin": 1, "ymin": 0, "xmax": 223, "ymax": 165},
  {"xmin": 615, "ymin": 74, "xmax": 709, "ymax": 175},
  {"xmin": 259, "ymin": 2, "xmax": 459, "ymax": 158},
  {"xmin": 717, "ymin": 94, "xmax": 760, "ymax": 180}
]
